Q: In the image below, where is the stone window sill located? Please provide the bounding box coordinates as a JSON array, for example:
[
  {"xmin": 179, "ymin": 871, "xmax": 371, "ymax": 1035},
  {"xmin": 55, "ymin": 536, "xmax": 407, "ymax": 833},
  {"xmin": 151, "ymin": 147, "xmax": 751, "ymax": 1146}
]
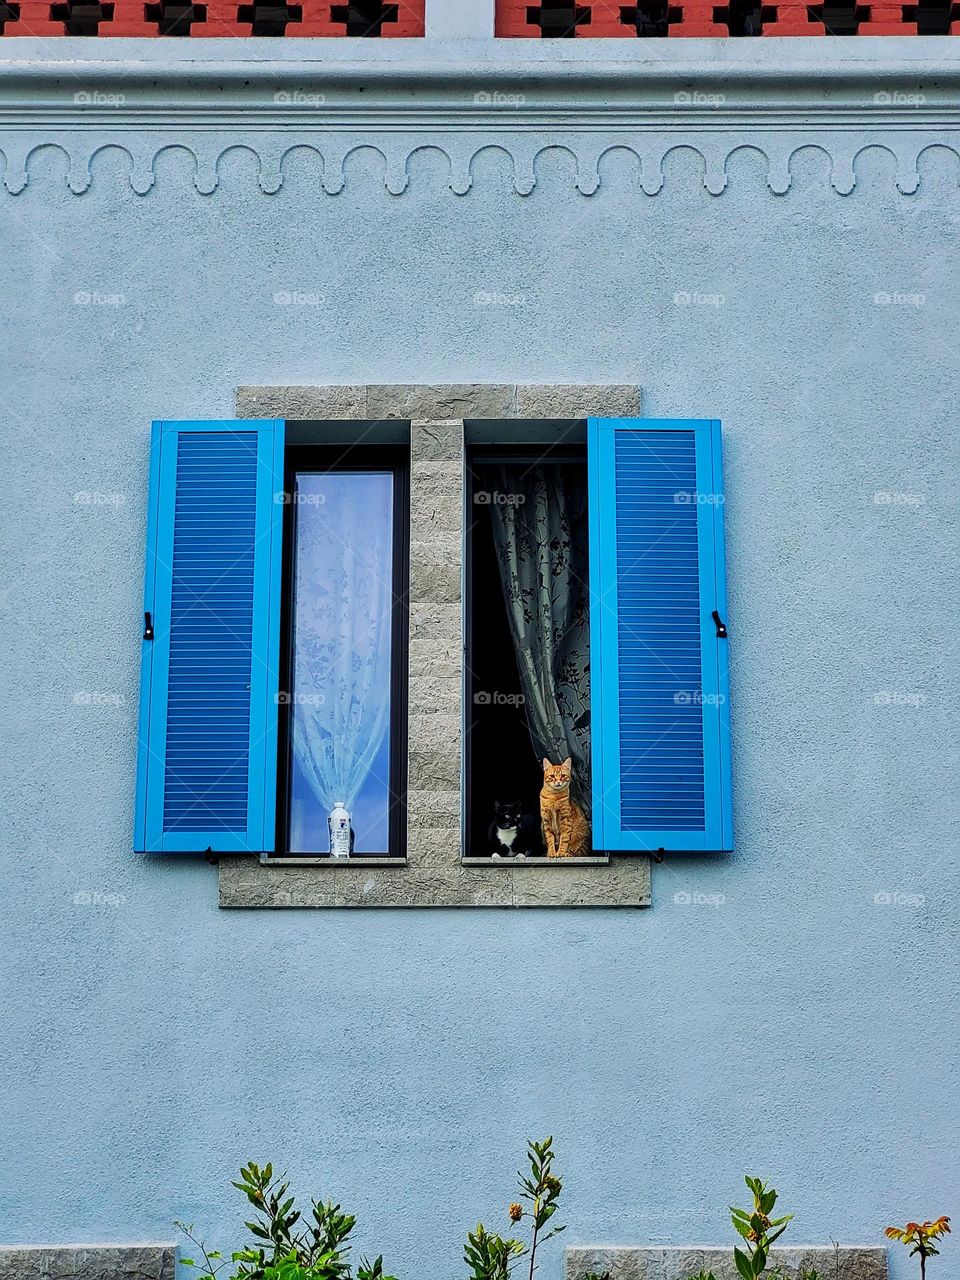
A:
[
  {"xmin": 461, "ymin": 856, "xmax": 609, "ymax": 866},
  {"xmin": 262, "ymin": 856, "xmax": 407, "ymax": 867},
  {"xmin": 261, "ymin": 856, "xmax": 608, "ymax": 867}
]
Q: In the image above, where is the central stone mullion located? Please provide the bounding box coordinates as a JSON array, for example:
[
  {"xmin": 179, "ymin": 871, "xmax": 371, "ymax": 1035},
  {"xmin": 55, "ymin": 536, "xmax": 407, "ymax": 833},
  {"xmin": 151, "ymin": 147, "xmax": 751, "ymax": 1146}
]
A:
[{"xmin": 406, "ymin": 419, "xmax": 464, "ymax": 867}]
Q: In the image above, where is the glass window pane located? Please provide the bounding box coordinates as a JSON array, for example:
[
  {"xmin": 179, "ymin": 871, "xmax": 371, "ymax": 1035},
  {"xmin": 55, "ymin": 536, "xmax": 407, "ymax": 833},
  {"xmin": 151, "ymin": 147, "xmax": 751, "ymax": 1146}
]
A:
[{"xmin": 288, "ymin": 471, "xmax": 395, "ymax": 855}]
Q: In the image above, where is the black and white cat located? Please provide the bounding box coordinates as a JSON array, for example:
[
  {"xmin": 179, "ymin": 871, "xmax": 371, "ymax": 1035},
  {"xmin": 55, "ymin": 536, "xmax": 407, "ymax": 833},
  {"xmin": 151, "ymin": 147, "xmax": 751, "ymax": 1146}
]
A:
[{"xmin": 488, "ymin": 800, "xmax": 539, "ymax": 858}]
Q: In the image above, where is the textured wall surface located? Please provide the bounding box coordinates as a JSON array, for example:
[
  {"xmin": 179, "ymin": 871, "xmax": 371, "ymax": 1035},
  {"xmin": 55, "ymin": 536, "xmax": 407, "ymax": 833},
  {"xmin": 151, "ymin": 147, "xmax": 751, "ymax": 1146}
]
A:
[{"xmin": 1, "ymin": 39, "xmax": 957, "ymax": 1280}]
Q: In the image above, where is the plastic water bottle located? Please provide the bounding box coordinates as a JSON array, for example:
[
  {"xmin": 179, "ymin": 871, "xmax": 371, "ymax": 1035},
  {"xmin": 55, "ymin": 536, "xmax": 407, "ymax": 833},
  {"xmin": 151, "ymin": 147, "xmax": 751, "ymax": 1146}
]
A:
[{"xmin": 328, "ymin": 802, "xmax": 352, "ymax": 858}]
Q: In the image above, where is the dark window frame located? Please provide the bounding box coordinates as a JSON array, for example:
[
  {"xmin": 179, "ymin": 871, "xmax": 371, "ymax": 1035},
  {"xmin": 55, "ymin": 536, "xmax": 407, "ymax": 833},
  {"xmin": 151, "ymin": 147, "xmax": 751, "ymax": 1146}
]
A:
[
  {"xmin": 464, "ymin": 440, "xmax": 588, "ymax": 859},
  {"xmin": 275, "ymin": 443, "xmax": 410, "ymax": 859}
]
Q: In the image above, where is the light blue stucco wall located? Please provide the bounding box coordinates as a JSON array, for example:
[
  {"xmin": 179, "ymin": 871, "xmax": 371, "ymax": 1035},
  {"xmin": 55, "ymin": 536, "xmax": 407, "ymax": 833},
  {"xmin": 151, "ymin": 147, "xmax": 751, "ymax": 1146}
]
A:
[{"xmin": 1, "ymin": 38, "xmax": 958, "ymax": 1280}]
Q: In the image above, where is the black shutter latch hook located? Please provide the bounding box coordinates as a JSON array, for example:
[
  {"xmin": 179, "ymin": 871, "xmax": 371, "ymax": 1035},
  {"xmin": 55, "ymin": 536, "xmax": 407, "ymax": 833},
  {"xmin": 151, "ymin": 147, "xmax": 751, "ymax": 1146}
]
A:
[
  {"xmin": 143, "ymin": 611, "xmax": 154, "ymax": 641},
  {"xmin": 711, "ymin": 610, "xmax": 727, "ymax": 639}
]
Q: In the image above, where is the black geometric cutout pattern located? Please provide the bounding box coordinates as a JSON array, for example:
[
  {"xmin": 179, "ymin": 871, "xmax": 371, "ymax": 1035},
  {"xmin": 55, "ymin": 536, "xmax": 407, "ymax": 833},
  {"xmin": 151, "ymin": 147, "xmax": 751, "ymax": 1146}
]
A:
[
  {"xmin": 143, "ymin": 0, "xmax": 206, "ymax": 32},
  {"xmin": 526, "ymin": 0, "xmax": 592, "ymax": 34},
  {"xmin": 809, "ymin": 0, "xmax": 869, "ymax": 29},
  {"xmin": 712, "ymin": 0, "xmax": 777, "ymax": 32},
  {"xmin": 237, "ymin": 0, "xmax": 301, "ymax": 31},
  {"xmin": 619, "ymin": 0, "xmax": 682, "ymax": 32},
  {"xmin": 330, "ymin": 0, "xmax": 399, "ymax": 33},
  {"xmin": 902, "ymin": 0, "xmax": 959, "ymax": 30},
  {"xmin": 49, "ymin": 0, "xmax": 113, "ymax": 31}
]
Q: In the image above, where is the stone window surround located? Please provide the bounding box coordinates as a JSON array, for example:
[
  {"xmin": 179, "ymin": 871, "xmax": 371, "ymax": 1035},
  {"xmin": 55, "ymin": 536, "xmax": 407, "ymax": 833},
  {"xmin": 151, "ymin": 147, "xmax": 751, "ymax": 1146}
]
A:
[{"xmin": 220, "ymin": 382, "xmax": 651, "ymax": 909}]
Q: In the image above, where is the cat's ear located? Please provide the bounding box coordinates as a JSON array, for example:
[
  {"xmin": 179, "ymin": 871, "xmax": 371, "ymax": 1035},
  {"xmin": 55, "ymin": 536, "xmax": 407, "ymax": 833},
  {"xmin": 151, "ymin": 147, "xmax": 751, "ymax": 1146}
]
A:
[
  {"xmin": 542, "ymin": 757, "xmax": 551, "ymax": 770},
  {"xmin": 562, "ymin": 756, "xmax": 572, "ymax": 770}
]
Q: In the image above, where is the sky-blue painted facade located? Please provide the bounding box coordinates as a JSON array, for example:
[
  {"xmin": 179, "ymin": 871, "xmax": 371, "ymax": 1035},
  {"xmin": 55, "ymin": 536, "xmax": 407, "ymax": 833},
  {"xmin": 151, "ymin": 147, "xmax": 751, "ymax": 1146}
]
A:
[{"xmin": 1, "ymin": 36, "xmax": 958, "ymax": 1280}]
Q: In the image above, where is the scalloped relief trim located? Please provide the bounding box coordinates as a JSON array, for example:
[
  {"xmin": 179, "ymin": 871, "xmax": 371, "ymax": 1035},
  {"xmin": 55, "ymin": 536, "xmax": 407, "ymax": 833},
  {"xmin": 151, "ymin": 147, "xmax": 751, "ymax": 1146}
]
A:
[{"xmin": 1, "ymin": 136, "xmax": 958, "ymax": 195}]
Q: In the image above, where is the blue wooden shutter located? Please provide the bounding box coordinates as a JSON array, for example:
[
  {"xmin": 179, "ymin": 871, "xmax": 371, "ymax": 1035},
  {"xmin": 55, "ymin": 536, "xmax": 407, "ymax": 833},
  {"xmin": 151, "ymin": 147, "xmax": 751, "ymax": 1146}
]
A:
[
  {"xmin": 588, "ymin": 418, "xmax": 732, "ymax": 853},
  {"xmin": 134, "ymin": 420, "xmax": 285, "ymax": 853}
]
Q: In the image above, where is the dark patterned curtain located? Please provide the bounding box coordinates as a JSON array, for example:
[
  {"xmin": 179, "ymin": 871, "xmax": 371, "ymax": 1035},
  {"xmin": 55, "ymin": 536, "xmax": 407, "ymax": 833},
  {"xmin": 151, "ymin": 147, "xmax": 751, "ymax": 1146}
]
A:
[{"xmin": 483, "ymin": 462, "xmax": 591, "ymax": 816}]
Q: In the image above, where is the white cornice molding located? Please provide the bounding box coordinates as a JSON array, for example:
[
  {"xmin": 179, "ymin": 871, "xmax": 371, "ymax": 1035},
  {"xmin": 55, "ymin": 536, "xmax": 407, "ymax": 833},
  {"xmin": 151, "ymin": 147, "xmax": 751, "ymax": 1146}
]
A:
[
  {"xmin": 1, "ymin": 39, "xmax": 959, "ymax": 195},
  {"xmin": 4, "ymin": 37, "xmax": 960, "ymax": 102}
]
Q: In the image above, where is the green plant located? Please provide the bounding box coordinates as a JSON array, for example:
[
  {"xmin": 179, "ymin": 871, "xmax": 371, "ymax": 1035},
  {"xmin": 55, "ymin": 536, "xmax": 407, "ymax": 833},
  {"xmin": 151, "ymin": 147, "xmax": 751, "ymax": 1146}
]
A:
[
  {"xmin": 464, "ymin": 1137, "xmax": 566, "ymax": 1280},
  {"xmin": 729, "ymin": 1176, "xmax": 793, "ymax": 1280},
  {"xmin": 884, "ymin": 1217, "xmax": 951, "ymax": 1280},
  {"xmin": 686, "ymin": 1262, "xmax": 815, "ymax": 1280},
  {"xmin": 580, "ymin": 1273, "xmax": 613, "ymax": 1280},
  {"xmin": 688, "ymin": 1264, "xmax": 823, "ymax": 1280},
  {"xmin": 464, "ymin": 1224, "xmax": 524, "ymax": 1280},
  {"xmin": 176, "ymin": 1161, "xmax": 395, "ymax": 1280}
]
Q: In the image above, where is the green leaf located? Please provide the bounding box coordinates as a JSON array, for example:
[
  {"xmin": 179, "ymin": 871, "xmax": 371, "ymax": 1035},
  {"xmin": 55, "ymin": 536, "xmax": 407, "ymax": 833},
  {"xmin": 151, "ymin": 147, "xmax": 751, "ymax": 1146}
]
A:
[{"xmin": 734, "ymin": 1248, "xmax": 753, "ymax": 1280}]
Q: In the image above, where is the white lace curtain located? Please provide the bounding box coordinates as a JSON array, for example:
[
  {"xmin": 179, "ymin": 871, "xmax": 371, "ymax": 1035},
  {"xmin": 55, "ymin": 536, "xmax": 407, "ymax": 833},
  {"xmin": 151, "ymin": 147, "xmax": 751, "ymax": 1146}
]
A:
[
  {"xmin": 484, "ymin": 463, "xmax": 592, "ymax": 814},
  {"xmin": 291, "ymin": 473, "xmax": 394, "ymax": 816}
]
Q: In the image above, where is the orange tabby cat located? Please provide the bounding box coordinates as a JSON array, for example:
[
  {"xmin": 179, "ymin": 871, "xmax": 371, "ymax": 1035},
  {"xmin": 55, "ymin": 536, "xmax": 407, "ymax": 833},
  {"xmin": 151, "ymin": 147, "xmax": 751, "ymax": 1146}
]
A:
[{"xmin": 540, "ymin": 757, "xmax": 590, "ymax": 858}]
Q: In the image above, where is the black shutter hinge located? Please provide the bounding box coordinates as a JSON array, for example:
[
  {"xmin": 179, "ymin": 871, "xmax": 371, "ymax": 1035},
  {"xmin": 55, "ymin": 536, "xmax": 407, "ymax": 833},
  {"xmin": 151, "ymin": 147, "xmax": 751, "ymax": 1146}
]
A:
[
  {"xmin": 143, "ymin": 611, "xmax": 154, "ymax": 640},
  {"xmin": 711, "ymin": 610, "xmax": 728, "ymax": 639}
]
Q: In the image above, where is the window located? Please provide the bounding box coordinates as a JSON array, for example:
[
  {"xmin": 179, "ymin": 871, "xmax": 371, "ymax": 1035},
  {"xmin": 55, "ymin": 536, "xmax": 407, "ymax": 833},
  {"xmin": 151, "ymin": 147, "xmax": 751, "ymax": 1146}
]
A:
[
  {"xmin": 134, "ymin": 420, "xmax": 409, "ymax": 858},
  {"xmin": 279, "ymin": 448, "xmax": 409, "ymax": 858},
  {"xmin": 466, "ymin": 438, "xmax": 593, "ymax": 858},
  {"xmin": 134, "ymin": 409, "xmax": 731, "ymax": 876},
  {"xmin": 464, "ymin": 417, "xmax": 732, "ymax": 858}
]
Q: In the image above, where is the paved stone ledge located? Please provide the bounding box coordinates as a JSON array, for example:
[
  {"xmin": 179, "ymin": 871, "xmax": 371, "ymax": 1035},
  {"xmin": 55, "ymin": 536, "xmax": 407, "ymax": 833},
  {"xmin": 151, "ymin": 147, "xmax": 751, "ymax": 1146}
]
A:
[
  {"xmin": 566, "ymin": 1246, "xmax": 888, "ymax": 1280},
  {"xmin": 0, "ymin": 1246, "xmax": 176, "ymax": 1280}
]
